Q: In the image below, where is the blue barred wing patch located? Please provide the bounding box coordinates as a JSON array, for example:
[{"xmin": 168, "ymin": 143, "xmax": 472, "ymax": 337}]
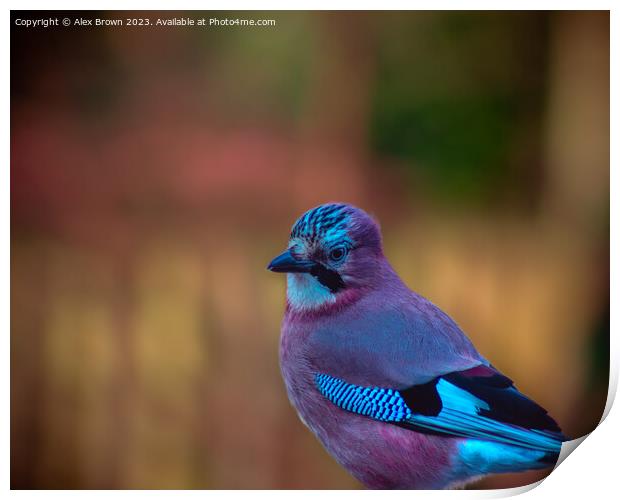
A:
[{"xmin": 314, "ymin": 373, "xmax": 412, "ymax": 422}]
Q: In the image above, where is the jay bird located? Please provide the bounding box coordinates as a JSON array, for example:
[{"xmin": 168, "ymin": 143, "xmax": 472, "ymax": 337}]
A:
[{"xmin": 267, "ymin": 203, "xmax": 566, "ymax": 489}]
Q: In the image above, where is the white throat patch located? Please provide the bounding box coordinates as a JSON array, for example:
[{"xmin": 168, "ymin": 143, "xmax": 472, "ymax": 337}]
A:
[{"xmin": 287, "ymin": 273, "xmax": 336, "ymax": 310}]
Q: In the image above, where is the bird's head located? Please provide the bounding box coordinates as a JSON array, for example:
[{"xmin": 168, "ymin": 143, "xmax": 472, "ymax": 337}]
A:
[{"xmin": 268, "ymin": 203, "xmax": 384, "ymax": 312}]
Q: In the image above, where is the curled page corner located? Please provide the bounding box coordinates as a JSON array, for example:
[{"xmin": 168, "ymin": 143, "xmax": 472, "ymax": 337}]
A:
[
  {"xmin": 488, "ymin": 436, "xmax": 592, "ymax": 497},
  {"xmin": 554, "ymin": 435, "xmax": 589, "ymax": 469},
  {"xmin": 552, "ymin": 364, "xmax": 617, "ymax": 470}
]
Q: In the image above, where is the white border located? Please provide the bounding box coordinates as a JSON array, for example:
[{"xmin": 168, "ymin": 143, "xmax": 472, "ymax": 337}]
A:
[{"xmin": 4, "ymin": 2, "xmax": 615, "ymax": 498}]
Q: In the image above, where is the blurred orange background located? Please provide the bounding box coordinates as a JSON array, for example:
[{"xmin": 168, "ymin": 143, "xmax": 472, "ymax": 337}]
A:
[{"xmin": 11, "ymin": 11, "xmax": 609, "ymax": 489}]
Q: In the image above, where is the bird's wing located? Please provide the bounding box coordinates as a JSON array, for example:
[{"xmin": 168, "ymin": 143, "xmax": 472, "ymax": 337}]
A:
[{"xmin": 315, "ymin": 364, "xmax": 566, "ymax": 454}]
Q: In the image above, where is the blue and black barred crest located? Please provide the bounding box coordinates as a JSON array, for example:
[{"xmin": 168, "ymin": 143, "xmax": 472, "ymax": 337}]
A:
[{"xmin": 290, "ymin": 204, "xmax": 352, "ymax": 243}]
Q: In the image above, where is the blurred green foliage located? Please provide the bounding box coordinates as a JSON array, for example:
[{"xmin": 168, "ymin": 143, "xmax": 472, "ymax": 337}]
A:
[{"xmin": 371, "ymin": 12, "xmax": 548, "ymax": 204}]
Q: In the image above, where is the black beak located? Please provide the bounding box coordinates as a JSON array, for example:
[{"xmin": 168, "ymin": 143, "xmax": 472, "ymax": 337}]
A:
[{"xmin": 267, "ymin": 249, "xmax": 314, "ymax": 273}]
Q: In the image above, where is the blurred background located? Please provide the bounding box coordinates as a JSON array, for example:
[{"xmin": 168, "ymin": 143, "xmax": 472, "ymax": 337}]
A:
[{"xmin": 11, "ymin": 10, "xmax": 609, "ymax": 489}]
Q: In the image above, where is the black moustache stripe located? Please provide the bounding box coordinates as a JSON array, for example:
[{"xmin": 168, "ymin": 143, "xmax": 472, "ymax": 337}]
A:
[{"xmin": 310, "ymin": 264, "xmax": 346, "ymax": 293}]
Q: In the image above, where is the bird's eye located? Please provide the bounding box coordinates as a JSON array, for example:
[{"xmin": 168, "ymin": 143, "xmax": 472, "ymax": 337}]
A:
[{"xmin": 329, "ymin": 247, "xmax": 347, "ymax": 263}]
